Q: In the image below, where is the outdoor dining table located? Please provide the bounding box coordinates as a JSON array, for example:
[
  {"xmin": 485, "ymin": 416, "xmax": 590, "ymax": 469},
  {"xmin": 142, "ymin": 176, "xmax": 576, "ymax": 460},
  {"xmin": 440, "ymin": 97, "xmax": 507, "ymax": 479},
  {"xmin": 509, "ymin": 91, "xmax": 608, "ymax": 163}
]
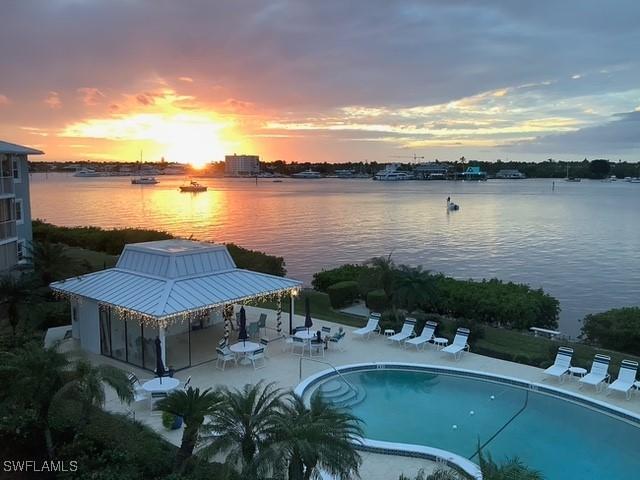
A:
[
  {"xmin": 229, "ymin": 341, "xmax": 261, "ymax": 364},
  {"xmin": 142, "ymin": 377, "xmax": 180, "ymax": 409},
  {"xmin": 294, "ymin": 330, "xmax": 318, "ymax": 340}
]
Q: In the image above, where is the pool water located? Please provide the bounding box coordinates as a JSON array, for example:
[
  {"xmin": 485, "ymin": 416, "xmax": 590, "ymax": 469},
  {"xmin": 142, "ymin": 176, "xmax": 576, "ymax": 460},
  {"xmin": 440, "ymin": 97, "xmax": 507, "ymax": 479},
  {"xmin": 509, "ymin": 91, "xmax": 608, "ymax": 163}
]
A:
[{"xmin": 314, "ymin": 370, "xmax": 640, "ymax": 479}]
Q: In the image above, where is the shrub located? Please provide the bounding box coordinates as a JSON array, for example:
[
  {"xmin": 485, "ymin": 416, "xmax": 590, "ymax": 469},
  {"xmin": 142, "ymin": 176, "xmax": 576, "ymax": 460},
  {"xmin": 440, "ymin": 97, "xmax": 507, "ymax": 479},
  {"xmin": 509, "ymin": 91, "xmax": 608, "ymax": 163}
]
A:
[
  {"xmin": 225, "ymin": 242, "xmax": 286, "ymax": 276},
  {"xmin": 312, "ymin": 264, "xmax": 372, "ymax": 292},
  {"xmin": 581, "ymin": 307, "xmax": 640, "ymax": 355},
  {"xmin": 366, "ymin": 289, "xmax": 389, "ymax": 312},
  {"xmin": 327, "ymin": 281, "xmax": 359, "ymax": 309},
  {"xmin": 379, "ymin": 309, "xmax": 404, "ymax": 333}
]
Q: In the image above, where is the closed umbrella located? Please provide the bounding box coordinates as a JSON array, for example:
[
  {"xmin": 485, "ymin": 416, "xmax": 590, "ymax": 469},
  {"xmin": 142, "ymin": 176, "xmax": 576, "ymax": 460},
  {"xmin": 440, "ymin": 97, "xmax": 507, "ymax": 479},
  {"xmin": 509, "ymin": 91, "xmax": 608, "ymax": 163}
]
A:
[
  {"xmin": 304, "ymin": 296, "xmax": 313, "ymax": 333},
  {"xmin": 155, "ymin": 336, "xmax": 165, "ymax": 383},
  {"xmin": 238, "ymin": 306, "xmax": 249, "ymax": 346}
]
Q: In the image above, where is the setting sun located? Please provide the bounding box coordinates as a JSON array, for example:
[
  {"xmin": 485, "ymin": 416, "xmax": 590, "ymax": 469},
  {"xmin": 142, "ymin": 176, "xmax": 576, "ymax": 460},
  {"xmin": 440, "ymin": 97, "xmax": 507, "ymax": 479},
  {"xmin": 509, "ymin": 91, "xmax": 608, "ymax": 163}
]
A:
[{"xmin": 62, "ymin": 110, "xmax": 235, "ymax": 167}]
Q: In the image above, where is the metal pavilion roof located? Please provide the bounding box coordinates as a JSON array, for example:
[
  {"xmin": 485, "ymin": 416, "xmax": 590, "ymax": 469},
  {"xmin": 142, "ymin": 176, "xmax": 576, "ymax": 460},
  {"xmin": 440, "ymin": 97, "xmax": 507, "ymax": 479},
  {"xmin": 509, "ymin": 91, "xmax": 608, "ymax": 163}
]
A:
[{"xmin": 50, "ymin": 240, "xmax": 302, "ymax": 320}]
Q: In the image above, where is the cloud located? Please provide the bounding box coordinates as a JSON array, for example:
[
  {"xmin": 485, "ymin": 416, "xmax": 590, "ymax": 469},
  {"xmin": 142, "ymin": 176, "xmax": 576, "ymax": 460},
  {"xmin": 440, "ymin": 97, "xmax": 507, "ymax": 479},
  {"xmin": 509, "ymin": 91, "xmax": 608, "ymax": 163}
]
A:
[
  {"xmin": 44, "ymin": 91, "xmax": 62, "ymax": 109},
  {"xmin": 0, "ymin": 94, "xmax": 9, "ymax": 105},
  {"xmin": 77, "ymin": 87, "xmax": 105, "ymax": 106},
  {"xmin": 506, "ymin": 111, "xmax": 640, "ymax": 155},
  {"xmin": 178, "ymin": 76, "xmax": 193, "ymax": 83}
]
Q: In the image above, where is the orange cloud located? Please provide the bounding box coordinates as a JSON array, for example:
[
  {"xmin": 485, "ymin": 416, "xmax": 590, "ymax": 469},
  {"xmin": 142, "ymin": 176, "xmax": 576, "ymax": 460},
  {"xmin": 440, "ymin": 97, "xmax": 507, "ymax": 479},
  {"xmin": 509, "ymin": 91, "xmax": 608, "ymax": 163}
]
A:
[
  {"xmin": 178, "ymin": 76, "xmax": 194, "ymax": 83},
  {"xmin": 0, "ymin": 94, "xmax": 9, "ymax": 106},
  {"xmin": 77, "ymin": 87, "xmax": 105, "ymax": 106},
  {"xmin": 44, "ymin": 91, "xmax": 62, "ymax": 109}
]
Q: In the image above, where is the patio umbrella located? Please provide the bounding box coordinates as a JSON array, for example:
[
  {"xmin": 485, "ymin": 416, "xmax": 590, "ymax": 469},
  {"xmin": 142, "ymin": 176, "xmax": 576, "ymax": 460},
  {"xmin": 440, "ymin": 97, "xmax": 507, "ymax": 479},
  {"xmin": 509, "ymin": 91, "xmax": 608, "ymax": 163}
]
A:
[
  {"xmin": 155, "ymin": 336, "xmax": 165, "ymax": 383},
  {"xmin": 304, "ymin": 296, "xmax": 313, "ymax": 333},
  {"xmin": 238, "ymin": 306, "xmax": 249, "ymax": 346}
]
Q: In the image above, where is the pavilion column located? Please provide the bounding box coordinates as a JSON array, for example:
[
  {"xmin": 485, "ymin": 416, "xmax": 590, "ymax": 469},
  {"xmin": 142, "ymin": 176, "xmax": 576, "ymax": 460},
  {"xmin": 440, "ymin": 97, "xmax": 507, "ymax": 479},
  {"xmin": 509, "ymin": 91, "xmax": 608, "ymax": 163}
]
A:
[
  {"xmin": 159, "ymin": 326, "xmax": 167, "ymax": 365},
  {"xmin": 289, "ymin": 292, "xmax": 295, "ymax": 335}
]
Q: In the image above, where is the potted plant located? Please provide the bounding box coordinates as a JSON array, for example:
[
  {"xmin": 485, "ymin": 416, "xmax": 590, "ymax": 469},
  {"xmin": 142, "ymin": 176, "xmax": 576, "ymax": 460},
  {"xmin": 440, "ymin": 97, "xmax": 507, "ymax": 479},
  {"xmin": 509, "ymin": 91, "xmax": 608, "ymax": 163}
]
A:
[{"xmin": 162, "ymin": 410, "xmax": 183, "ymax": 430}]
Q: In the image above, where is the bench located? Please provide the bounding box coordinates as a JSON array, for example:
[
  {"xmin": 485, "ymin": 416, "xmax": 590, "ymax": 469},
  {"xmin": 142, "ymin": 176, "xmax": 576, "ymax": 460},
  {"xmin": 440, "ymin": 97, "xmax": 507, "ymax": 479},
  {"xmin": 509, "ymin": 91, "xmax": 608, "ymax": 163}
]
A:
[{"xmin": 530, "ymin": 327, "xmax": 562, "ymax": 339}]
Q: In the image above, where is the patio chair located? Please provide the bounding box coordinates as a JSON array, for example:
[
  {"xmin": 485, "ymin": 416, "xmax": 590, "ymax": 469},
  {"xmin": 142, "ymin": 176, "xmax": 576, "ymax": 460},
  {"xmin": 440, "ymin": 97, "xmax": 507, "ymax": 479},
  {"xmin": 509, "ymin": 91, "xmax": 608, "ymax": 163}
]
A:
[
  {"xmin": 353, "ymin": 312, "xmax": 381, "ymax": 339},
  {"xmin": 388, "ymin": 318, "xmax": 416, "ymax": 345},
  {"xmin": 607, "ymin": 360, "xmax": 638, "ymax": 399},
  {"xmin": 216, "ymin": 346, "xmax": 237, "ymax": 371},
  {"xmin": 127, "ymin": 372, "xmax": 149, "ymax": 403},
  {"xmin": 405, "ymin": 321, "xmax": 438, "ymax": 350},
  {"xmin": 310, "ymin": 339, "xmax": 325, "ymax": 358},
  {"xmin": 441, "ymin": 328, "xmax": 471, "ymax": 360},
  {"xmin": 247, "ymin": 348, "xmax": 266, "ymax": 369},
  {"xmin": 247, "ymin": 322, "xmax": 260, "ymax": 338},
  {"xmin": 321, "ymin": 326, "xmax": 332, "ymax": 337},
  {"xmin": 182, "ymin": 376, "xmax": 192, "ymax": 391},
  {"xmin": 260, "ymin": 337, "xmax": 270, "ymax": 357},
  {"xmin": 543, "ymin": 347, "xmax": 574, "ymax": 382},
  {"xmin": 580, "ymin": 354, "xmax": 611, "ymax": 392},
  {"xmin": 291, "ymin": 336, "xmax": 307, "ymax": 356},
  {"xmin": 328, "ymin": 329, "xmax": 346, "ymax": 352},
  {"xmin": 257, "ymin": 313, "xmax": 267, "ymax": 335}
]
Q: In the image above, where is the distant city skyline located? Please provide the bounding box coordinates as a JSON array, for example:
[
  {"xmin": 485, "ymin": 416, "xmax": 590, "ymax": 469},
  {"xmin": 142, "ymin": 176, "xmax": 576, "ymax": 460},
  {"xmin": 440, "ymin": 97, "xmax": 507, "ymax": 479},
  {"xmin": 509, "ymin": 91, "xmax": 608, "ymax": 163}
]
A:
[{"xmin": 2, "ymin": 1, "xmax": 639, "ymax": 166}]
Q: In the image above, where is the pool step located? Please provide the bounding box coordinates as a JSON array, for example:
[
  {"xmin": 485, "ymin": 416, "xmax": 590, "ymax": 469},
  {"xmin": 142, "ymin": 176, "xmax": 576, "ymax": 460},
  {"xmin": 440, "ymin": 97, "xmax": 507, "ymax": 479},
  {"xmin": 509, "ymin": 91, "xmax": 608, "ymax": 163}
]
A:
[{"xmin": 315, "ymin": 380, "xmax": 366, "ymax": 409}]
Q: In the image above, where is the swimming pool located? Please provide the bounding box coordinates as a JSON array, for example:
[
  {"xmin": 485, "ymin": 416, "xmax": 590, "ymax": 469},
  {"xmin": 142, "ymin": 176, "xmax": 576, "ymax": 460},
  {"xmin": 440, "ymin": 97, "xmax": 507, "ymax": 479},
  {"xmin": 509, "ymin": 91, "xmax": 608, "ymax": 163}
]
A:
[{"xmin": 299, "ymin": 364, "xmax": 640, "ymax": 479}]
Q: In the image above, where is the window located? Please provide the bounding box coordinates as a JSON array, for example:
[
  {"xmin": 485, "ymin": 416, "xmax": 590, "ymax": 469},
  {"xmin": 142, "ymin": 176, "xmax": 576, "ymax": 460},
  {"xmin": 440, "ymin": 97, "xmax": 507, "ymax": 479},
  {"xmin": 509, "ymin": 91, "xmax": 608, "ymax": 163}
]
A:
[
  {"xmin": 17, "ymin": 239, "xmax": 26, "ymax": 263},
  {"xmin": 15, "ymin": 199, "xmax": 23, "ymax": 225},
  {"xmin": 12, "ymin": 156, "xmax": 21, "ymax": 182}
]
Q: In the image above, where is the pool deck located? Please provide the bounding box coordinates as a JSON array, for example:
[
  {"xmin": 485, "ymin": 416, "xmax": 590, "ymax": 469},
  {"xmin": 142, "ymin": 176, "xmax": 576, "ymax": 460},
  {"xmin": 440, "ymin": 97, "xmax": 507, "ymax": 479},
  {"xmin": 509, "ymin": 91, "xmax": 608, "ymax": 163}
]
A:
[{"xmin": 79, "ymin": 307, "xmax": 640, "ymax": 479}]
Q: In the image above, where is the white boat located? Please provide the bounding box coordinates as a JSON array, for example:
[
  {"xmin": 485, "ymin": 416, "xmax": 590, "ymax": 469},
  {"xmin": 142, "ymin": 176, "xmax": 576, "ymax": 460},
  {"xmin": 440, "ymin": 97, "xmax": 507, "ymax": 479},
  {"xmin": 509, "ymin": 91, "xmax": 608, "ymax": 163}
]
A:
[
  {"xmin": 630, "ymin": 178, "xmax": 640, "ymax": 183},
  {"xmin": 291, "ymin": 169, "xmax": 322, "ymax": 179},
  {"xmin": 179, "ymin": 180, "xmax": 207, "ymax": 192},
  {"xmin": 374, "ymin": 164, "xmax": 413, "ymax": 181},
  {"xmin": 131, "ymin": 176, "xmax": 159, "ymax": 185},
  {"xmin": 73, "ymin": 168, "xmax": 101, "ymax": 177}
]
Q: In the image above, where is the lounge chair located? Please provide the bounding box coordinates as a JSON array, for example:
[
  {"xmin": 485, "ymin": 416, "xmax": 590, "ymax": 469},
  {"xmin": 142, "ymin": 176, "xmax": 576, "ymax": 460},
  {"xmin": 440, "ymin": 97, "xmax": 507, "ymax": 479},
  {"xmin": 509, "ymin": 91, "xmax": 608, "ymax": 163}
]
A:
[
  {"xmin": 543, "ymin": 347, "xmax": 574, "ymax": 382},
  {"xmin": 353, "ymin": 312, "xmax": 381, "ymax": 339},
  {"xmin": 405, "ymin": 321, "xmax": 438, "ymax": 350},
  {"xmin": 607, "ymin": 360, "xmax": 638, "ymax": 399},
  {"xmin": 388, "ymin": 318, "xmax": 416, "ymax": 345},
  {"xmin": 441, "ymin": 328, "xmax": 470, "ymax": 360},
  {"xmin": 580, "ymin": 354, "xmax": 611, "ymax": 392}
]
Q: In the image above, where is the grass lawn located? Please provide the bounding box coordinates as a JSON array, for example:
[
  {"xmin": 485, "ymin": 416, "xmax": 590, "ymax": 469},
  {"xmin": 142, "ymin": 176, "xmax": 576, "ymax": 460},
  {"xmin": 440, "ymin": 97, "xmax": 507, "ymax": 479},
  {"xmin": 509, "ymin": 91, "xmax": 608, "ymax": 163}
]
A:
[{"xmin": 65, "ymin": 246, "xmax": 118, "ymax": 270}]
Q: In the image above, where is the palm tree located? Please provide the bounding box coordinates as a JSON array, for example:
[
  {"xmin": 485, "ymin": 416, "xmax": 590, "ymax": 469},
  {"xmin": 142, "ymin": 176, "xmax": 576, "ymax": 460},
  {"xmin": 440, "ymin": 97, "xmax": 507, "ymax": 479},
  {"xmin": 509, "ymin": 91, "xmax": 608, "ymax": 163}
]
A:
[
  {"xmin": 365, "ymin": 254, "xmax": 396, "ymax": 300},
  {"xmin": 156, "ymin": 387, "xmax": 221, "ymax": 472},
  {"xmin": 0, "ymin": 274, "xmax": 34, "ymax": 339},
  {"xmin": 266, "ymin": 394, "xmax": 363, "ymax": 480},
  {"xmin": 478, "ymin": 449, "xmax": 543, "ymax": 480},
  {"xmin": 200, "ymin": 381, "xmax": 286, "ymax": 476},
  {"xmin": 392, "ymin": 265, "xmax": 436, "ymax": 313},
  {"xmin": 0, "ymin": 343, "xmax": 133, "ymax": 458},
  {"xmin": 27, "ymin": 240, "xmax": 75, "ymax": 285}
]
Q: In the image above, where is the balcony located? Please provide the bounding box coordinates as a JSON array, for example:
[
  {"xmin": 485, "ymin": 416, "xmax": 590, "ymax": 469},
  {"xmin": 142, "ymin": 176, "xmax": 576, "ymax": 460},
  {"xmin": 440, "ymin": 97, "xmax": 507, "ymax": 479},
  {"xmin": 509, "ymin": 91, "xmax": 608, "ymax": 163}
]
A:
[
  {"xmin": 0, "ymin": 176, "xmax": 14, "ymax": 196},
  {"xmin": 0, "ymin": 219, "xmax": 17, "ymax": 241}
]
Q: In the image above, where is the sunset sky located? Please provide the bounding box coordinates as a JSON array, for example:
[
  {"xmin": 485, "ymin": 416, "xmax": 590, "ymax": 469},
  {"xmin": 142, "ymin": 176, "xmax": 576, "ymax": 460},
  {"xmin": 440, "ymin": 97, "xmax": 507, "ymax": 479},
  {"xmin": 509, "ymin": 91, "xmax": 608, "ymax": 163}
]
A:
[{"xmin": 1, "ymin": 1, "xmax": 639, "ymax": 165}]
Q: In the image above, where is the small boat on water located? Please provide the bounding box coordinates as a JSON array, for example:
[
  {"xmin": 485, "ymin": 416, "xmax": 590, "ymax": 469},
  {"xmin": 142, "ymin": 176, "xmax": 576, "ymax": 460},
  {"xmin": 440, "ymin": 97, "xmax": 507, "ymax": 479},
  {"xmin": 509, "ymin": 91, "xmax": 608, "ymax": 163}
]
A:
[
  {"xmin": 179, "ymin": 180, "xmax": 207, "ymax": 192},
  {"xmin": 73, "ymin": 168, "xmax": 101, "ymax": 177},
  {"xmin": 564, "ymin": 165, "xmax": 581, "ymax": 182},
  {"xmin": 374, "ymin": 164, "xmax": 414, "ymax": 181},
  {"xmin": 291, "ymin": 169, "xmax": 322, "ymax": 179},
  {"xmin": 131, "ymin": 176, "xmax": 159, "ymax": 185}
]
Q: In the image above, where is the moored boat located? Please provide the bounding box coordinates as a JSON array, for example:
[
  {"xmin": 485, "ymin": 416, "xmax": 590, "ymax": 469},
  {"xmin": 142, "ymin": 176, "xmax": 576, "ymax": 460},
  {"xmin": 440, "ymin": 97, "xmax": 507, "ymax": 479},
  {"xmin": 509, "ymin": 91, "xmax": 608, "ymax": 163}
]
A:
[{"xmin": 179, "ymin": 180, "xmax": 207, "ymax": 192}]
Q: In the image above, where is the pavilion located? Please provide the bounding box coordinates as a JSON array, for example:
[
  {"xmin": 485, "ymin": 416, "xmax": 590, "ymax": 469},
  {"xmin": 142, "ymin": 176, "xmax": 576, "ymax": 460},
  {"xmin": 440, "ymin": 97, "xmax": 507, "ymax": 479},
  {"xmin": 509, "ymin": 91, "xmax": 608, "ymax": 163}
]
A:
[{"xmin": 50, "ymin": 239, "xmax": 302, "ymax": 371}]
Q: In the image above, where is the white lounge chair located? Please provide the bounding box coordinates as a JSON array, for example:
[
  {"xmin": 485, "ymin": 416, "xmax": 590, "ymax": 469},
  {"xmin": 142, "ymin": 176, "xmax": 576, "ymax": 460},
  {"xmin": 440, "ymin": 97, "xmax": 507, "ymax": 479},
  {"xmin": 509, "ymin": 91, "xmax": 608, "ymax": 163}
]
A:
[
  {"xmin": 543, "ymin": 347, "xmax": 574, "ymax": 382},
  {"xmin": 387, "ymin": 318, "xmax": 416, "ymax": 345},
  {"xmin": 607, "ymin": 360, "xmax": 638, "ymax": 399},
  {"xmin": 580, "ymin": 354, "xmax": 611, "ymax": 392},
  {"xmin": 441, "ymin": 328, "xmax": 470, "ymax": 360},
  {"xmin": 353, "ymin": 313, "xmax": 381, "ymax": 339},
  {"xmin": 405, "ymin": 321, "xmax": 438, "ymax": 350}
]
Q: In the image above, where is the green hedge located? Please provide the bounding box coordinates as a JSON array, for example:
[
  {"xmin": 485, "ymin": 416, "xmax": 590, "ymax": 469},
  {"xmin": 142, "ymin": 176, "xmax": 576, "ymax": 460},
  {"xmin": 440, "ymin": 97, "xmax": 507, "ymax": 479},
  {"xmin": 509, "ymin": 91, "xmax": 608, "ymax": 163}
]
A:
[
  {"xmin": 366, "ymin": 289, "xmax": 388, "ymax": 312},
  {"xmin": 312, "ymin": 264, "xmax": 372, "ymax": 292},
  {"xmin": 327, "ymin": 281, "xmax": 359, "ymax": 309},
  {"xmin": 581, "ymin": 307, "xmax": 640, "ymax": 355},
  {"xmin": 33, "ymin": 220, "xmax": 287, "ymax": 276}
]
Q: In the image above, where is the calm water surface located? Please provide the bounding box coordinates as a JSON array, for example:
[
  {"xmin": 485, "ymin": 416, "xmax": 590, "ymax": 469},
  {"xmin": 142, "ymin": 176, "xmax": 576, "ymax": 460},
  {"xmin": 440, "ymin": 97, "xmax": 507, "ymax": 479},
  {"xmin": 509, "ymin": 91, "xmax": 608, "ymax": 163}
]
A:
[{"xmin": 31, "ymin": 173, "xmax": 640, "ymax": 336}]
